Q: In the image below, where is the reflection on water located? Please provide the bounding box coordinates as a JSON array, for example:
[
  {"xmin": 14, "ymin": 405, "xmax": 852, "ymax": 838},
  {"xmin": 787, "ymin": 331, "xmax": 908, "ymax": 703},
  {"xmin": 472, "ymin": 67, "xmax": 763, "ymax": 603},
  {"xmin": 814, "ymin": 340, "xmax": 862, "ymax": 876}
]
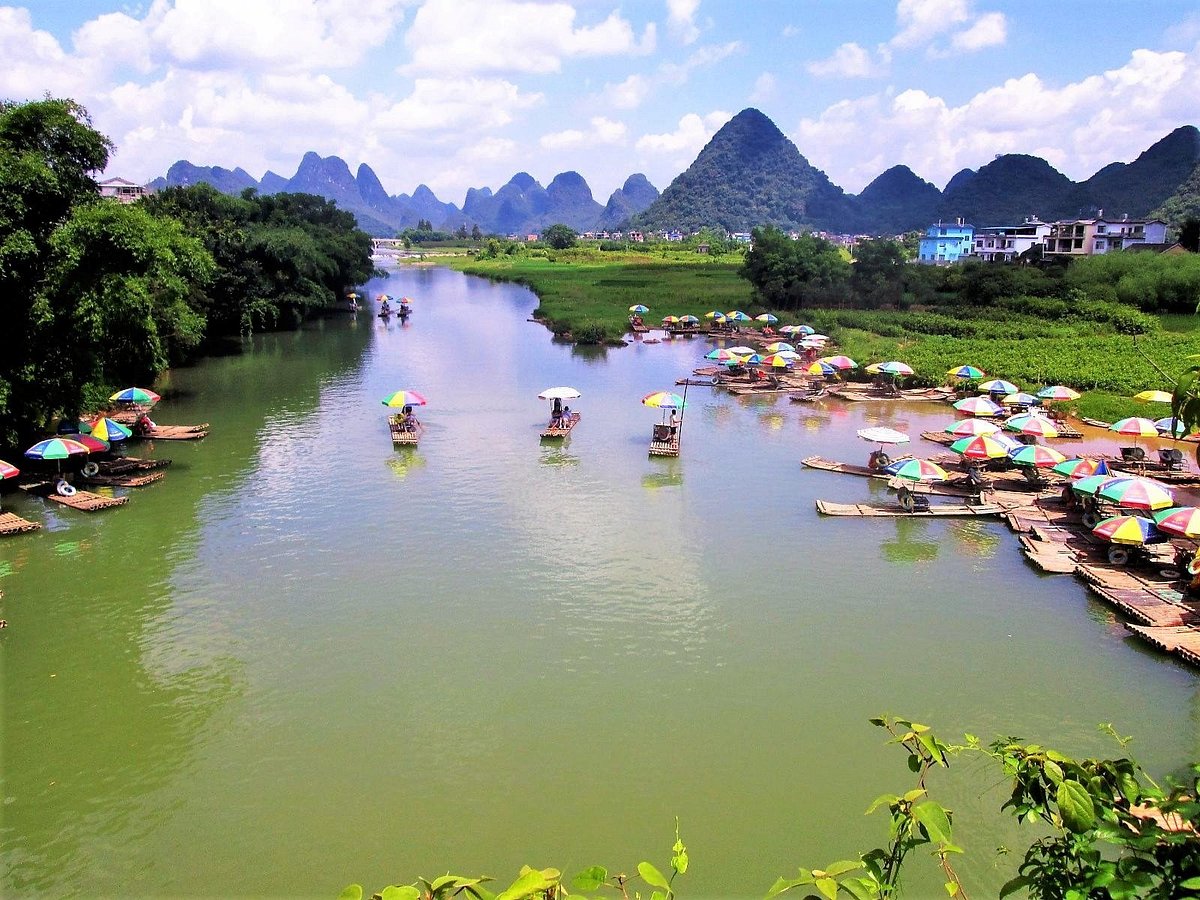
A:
[{"xmin": 4, "ymin": 266, "xmax": 1200, "ymax": 899}]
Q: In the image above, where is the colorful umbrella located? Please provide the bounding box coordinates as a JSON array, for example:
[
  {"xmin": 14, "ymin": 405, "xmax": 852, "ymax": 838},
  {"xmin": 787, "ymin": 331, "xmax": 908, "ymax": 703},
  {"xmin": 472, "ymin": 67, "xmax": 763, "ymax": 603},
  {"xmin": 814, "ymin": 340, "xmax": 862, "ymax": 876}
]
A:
[
  {"xmin": 641, "ymin": 391, "xmax": 687, "ymax": 409},
  {"xmin": 864, "ymin": 362, "xmax": 884, "ymax": 375},
  {"xmin": 25, "ymin": 438, "xmax": 90, "ymax": 460},
  {"xmin": 706, "ymin": 347, "xmax": 737, "ymax": 361},
  {"xmin": 759, "ymin": 353, "xmax": 794, "ymax": 368},
  {"xmin": 1004, "ymin": 414, "xmax": 1059, "ymax": 438},
  {"xmin": 953, "ymin": 396, "xmax": 1002, "ymax": 416},
  {"xmin": 807, "ymin": 361, "xmax": 837, "ymax": 376},
  {"xmin": 1052, "ymin": 457, "xmax": 1110, "ymax": 480},
  {"xmin": 889, "ymin": 458, "xmax": 949, "ymax": 482},
  {"xmin": 110, "ymin": 387, "xmax": 161, "ymax": 404},
  {"xmin": 1092, "ymin": 515, "xmax": 1160, "ymax": 546},
  {"xmin": 951, "ymin": 434, "xmax": 1010, "ymax": 460},
  {"xmin": 1072, "ymin": 474, "xmax": 1119, "ymax": 496},
  {"xmin": 1001, "ymin": 392, "xmax": 1039, "ymax": 407},
  {"xmin": 89, "ymin": 417, "xmax": 133, "ymax": 442},
  {"xmin": 1153, "ymin": 506, "xmax": 1200, "ymax": 538},
  {"xmin": 819, "ymin": 355, "xmax": 857, "ymax": 370},
  {"xmin": 857, "ymin": 427, "xmax": 910, "ymax": 445},
  {"xmin": 735, "ymin": 353, "xmax": 764, "ymax": 365},
  {"xmin": 1109, "ymin": 417, "xmax": 1159, "ymax": 437},
  {"xmin": 381, "ymin": 390, "xmax": 428, "ymax": 408},
  {"xmin": 725, "ymin": 310, "xmax": 752, "ymax": 321},
  {"xmin": 0, "ymin": 459, "xmax": 19, "ymax": 479},
  {"xmin": 1037, "ymin": 385, "xmax": 1081, "ymax": 402},
  {"xmin": 1008, "ymin": 444, "xmax": 1067, "ymax": 467},
  {"xmin": 1154, "ymin": 417, "xmax": 1191, "ymax": 438},
  {"xmin": 755, "ymin": 314, "xmax": 779, "ymax": 323},
  {"xmin": 629, "ymin": 304, "xmax": 649, "ymax": 314},
  {"xmin": 1134, "ymin": 390, "xmax": 1173, "ymax": 403},
  {"xmin": 979, "ymin": 379, "xmax": 1018, "ymax": 395},
  {"xmin": 662, "ymin": 315, "xmax": 681, "ymax": 325},
  {"xmin": 70, "ymin": 433, "xmax": 110, "ymax": 453},
  {"xmin": 1096, "ymin": 477, "xmax": 1174, "ymax": 511},
  {"xmin": 680, "ymin": 315, "xmax": 700, "ymax": 324},
  {"xmin": 764, "ymin": 342, "xmax": 795, "ymax": 353},
  {"xmin": 947, "ymin": 365, "xmax": 985, "ymax": 379},
  {"xmin": 945, "ymin": 418, "xmax": 1000, "ymax": 438},
  {"xmin": 376, "ymin": 294, "xmax": 391, "ymax": 302},
  {"xmin": 878, "ymin": 361, "xmax": 914, "ymax": 376},
  {"xmin": 704, "ymin": 310, "xmax": 726, "ymax": 320},
  {"xmin": 537, "ymin": 386, "xmax": 581, "ymax": 400}
]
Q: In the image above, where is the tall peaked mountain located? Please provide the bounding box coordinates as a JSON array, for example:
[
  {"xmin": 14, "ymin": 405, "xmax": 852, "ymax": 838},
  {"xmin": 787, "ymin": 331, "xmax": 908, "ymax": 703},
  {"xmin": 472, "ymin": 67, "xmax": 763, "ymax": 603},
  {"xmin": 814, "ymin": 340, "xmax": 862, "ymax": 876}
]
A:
[
  {"xmin": 854, "ymin": 166, "xmax": 940, "ymax": 236},
  {"xmin": 149, "ymin": 161, "xmax": 258, "ymax": 195},
  {"xmin": 461, "ymin": 171, "xmax": 606, "ymax": 234},
  {"xmin": 597, "ymin": 174, "xmax": 659, "ymax": 229},
  {"xmin": 1077, "ymin": 125, "xmax": 1200, "ymax": 218},
  {"xmin": 936, "ymin": 154, "xmax": 1075, "ymax": 225},
  {"xmin": 634, "ymin": 108, "xmax": 858, "ymax": 233}
]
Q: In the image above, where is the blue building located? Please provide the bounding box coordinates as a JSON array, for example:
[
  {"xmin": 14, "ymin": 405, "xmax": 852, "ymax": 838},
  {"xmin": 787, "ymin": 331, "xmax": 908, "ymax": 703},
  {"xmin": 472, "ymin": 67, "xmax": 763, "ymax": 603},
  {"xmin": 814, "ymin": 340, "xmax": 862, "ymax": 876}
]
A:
[{"xmin": 917, "ymin": 220, "xmax": 974, "ymax": 264}]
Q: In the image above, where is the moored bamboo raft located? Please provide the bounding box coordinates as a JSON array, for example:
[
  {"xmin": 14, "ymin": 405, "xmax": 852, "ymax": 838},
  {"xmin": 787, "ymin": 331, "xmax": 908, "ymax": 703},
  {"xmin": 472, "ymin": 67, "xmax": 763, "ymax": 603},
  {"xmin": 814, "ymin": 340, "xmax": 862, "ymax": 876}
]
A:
[
  {"xmin": 138, "ymin": 424, "xmax": 209, "ymax": 440},
  {"xmin": 97, "ymin": 456, "xmax": 171, "ymax": 474},
  {"xmin": 540, "ymin": 412, "xmax": 580, "ymax": 439},
  {"xmin": 814, "ymin": 499, "xmax": 1003, "ymax": 517},
  {"xmin": 0, "ymin": 511, "xmax": 41, "ymax": 535},
  {"xmin": 80, "ymin": 470, "xmax": 165, "ymax": 488},
  {"xmin": 1075, "ymin": 564, "xmax": 1194, "ymax": 628},
  {"xmin": 920, "ymin": 430, "xmax": 956, "ymax": 445},
  {"xmin": 20, "ymin": 483, "xmax": 128, "ymax": 511},
  {"xmin": 802, "ymin": 455, "xmax": 903, "ymax": 479},
  {"xmin": 1125, "ymin": 624, "xmax": 1200, "ymax": 666},
  {"xmin": 649, "ymin": 423, "xmax": 680, "ymax": 457}
]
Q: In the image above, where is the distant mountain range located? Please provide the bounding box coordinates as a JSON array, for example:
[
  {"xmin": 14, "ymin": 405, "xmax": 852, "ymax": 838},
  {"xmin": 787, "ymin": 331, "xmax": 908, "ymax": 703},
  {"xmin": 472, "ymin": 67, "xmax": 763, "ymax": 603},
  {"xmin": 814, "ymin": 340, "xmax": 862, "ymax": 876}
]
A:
[{"xmin": 150, "ymin": 108, "xmax": 1200, "ymax": 237}]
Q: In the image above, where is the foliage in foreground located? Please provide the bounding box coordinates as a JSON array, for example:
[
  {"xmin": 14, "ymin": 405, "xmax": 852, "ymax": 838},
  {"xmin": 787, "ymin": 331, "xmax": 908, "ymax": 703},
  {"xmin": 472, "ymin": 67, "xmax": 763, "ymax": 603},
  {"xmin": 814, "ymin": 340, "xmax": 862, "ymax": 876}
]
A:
[{"xmin": 346, "ymin": 720, "xmax": 1200, "ymax": 900}]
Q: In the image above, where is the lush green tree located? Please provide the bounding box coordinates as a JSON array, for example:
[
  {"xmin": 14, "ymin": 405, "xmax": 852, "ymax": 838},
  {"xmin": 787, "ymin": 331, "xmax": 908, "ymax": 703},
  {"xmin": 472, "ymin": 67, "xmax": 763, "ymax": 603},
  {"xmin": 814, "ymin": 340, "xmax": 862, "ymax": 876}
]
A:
[
  {"xmin": 851, "ymin": 239, "xmax": 906, "ymax": 307},
  {"xmin": 1179, "ymin": 218, "xmax": 1199, "ymax": 253},
  {"xmin": 739, "ymin": 226, "xmax": 850, "ymax": 309},
  {"xmin": 542, "ymin": 223, "xmax": 578, "ymax": 250},
  {"xmin": 471, "ymin": 224, "xmax": 482, "ymax": 242}
]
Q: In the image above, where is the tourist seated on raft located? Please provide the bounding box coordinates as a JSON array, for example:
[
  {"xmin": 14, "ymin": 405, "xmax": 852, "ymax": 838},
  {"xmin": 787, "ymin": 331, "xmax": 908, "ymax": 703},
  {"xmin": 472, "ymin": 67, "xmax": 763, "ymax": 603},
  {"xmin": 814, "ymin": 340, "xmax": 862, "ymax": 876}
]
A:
[{"xmin": 133, "ymin": 413, "xmax": 156, "ymax": 436}]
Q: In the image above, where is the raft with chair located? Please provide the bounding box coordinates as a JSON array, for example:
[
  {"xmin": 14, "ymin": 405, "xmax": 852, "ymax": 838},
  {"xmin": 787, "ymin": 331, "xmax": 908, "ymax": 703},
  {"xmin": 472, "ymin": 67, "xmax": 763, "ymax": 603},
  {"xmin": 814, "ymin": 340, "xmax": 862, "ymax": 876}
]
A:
[
  {"xmin": 135, "ymin": 423, "xmax": 209, "ymax": 440},
  {"xmin": 790, "ymin": 385, "xmax": 828, "ymax": 402},
  {"xmin": 388, "ymin": 414, "xmax": 423, "ymax": 445},
  {"xmin": 648, "ymin": 423, "xmax": 680, "ymax": 457},
  {"xmin": 814, "ymin": 498, "xmax": 1003, "ymax": 517},
  {"xmin": 541, "ymin": 412, "xmax": 580, "ymax": 439},
  {"xmin": 20, "ymin": 481, "xmax": 128, "ymax": 511},
  {"xmin": 0, "ymin": 511, "xmax": 41, "ymax": 535},
  {"xmin": 80, "ymin": 470, "xmax": 165, "ymax": 488}
]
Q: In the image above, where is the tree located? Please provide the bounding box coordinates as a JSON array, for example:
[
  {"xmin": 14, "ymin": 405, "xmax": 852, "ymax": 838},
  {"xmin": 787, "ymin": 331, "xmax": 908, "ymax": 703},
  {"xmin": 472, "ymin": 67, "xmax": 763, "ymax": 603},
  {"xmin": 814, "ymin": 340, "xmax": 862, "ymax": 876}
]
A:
[
  {"xmin": 455, "ymin": 223, "xmax": 468, "ymax": 240},
  {"xmin": 471, "ymin": 224, "xmax": 482, "ymax": 242},
  {"xmin": 739, "ymin": 226, "xmax": 849, "ymax": 309},
  {"xmin": 1180, "ymin": 218, "xmax": 1199, "ymax": 253},
  {"xmin": 542, "ymin": 223, "xmax": 578, "ymax": 250}
]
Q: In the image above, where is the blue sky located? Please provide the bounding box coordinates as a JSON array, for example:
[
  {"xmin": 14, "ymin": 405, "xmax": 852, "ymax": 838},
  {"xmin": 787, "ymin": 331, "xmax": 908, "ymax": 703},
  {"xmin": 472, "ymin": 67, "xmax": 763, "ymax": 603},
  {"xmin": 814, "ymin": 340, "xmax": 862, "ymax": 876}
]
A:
[{"xmin": 5, "ymin": 1, "xmax": 1199, "ymax": 207}]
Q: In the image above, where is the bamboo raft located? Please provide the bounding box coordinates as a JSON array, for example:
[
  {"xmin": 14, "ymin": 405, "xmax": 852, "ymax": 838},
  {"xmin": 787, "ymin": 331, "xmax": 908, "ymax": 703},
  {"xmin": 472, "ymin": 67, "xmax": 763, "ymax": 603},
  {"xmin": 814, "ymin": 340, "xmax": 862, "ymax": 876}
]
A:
[
  {"xmin": 20, "ymin": 483, "xmax": 128, "ymax": 511},
  {"xmin": 81, "ymin": 470, "xmax": 165, "ymax": 488},
  {"xmin": 1125, "ymin": 624, "xmax": 1200, "ymax": 667},
  {"xmin": 676, "ymin": 377, "xmax": 721, "ymax": 387},
  {"xmin": 138, "ymin": 424, "xmax": 209, "ymax": 440},
  {"xmin": 815, "ymin": 499, "xmax": 1004, "ymax": 517},
  {"xmin": 1076, "ymin": 564, "xmax": 1195, "ymax": 628},
  {"xmin": 0, "ymin": 511, "xmax": 41, "ymax": 535},
  {"xmin": 97, "ymin": 456, "xmax": 171, "ymax": 474},
  {"xmin": 649, "ymin": 424, "xmax": 680, "ymax": 457},
  {"xmin": 803, "ymin": 455, "xmax": 909, "ymax": 480},
  {"xmin": 832, "ymin": 387, "xmax": 957, "ymax": 403},
  {"xmin": 541, "ymin": 412, "xmax": 581, "ymax": 439},
  {"xmin": 389, "ymin": 415, "xmax": 423, "ymax": 445}
]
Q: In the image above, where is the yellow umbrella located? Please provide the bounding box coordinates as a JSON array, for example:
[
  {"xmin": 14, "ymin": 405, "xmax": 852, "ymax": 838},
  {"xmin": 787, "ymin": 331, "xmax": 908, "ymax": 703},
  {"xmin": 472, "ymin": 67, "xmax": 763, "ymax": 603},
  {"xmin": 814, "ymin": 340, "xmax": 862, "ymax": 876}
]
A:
[{"xmin": 1134, "ymin": 390, "xmax": 1173, "ymax": 403}]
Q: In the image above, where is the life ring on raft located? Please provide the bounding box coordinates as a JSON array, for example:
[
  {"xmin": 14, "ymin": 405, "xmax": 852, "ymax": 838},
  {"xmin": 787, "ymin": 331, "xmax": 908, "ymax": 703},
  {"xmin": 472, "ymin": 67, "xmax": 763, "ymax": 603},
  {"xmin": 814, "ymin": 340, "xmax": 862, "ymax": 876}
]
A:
[
  {"xmin": 1188, "ymin": 556, "xmax": 1200, "ymax": 577},
  {"xmin": 56, "ymin": 480, "xmax": 77, "ymax": 497},
  {"xmin": 82, "ymin": 462, "xmax": 100, "ymax": 477},
  {"xmin": 1081, "ymin": 509, "xmax": 1100, "ymax": 528},
  {"xmin": 1107, "ymin": 545, "xmax": 1130, "ymax": 566}
]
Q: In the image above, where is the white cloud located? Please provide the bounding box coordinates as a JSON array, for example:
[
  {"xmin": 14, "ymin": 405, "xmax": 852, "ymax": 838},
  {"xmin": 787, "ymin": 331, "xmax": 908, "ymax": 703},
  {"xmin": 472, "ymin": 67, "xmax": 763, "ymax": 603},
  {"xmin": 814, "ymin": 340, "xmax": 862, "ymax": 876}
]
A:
[
  {"xmin": 376, "ymin": 77, "xmax": 543, "ymax": 133},
  {"xmin": 749, "ymin": 72, "xmax": 776, "ymax": 103},
  {"xmin": 806, "ymin": 42, "xmax": 886, "ymax": 79},
  {"xmin": 890, "ymin": 0, "xmax": 1006, "ymax": 57},
  {"xmin": 0, "ymin": 7, "xmax": 88, "ymax": 99},
  {"xmin": 607, "ymin": 73, "xmax": 650, "ymax": 109},
  {"xmin": 660, "ymin": 40, "xmax": 742, "ymax": 85},
  {"xmin": 951, "ymin": 12, "xmax": 1006, "ymax": 52},
  {"xmin": 403, "ymin": 0, "xmax": 652, "ymax": 74},
  {"xmin": 540, "ymin": 129, "xmax": 585, "ymax": 150},
  {"xmin": 795, "ymin": 45, "xmax": 1199, "ymax": 193},
  {"xmin": 540, "ymin": 116, "xmax": 626, "ymax": 150},
  {"xmin": 636, "ymin": 110, "xmax": 731, "ymax": 155},
  {"xmin": 666, "ymin": 0, "xmax": 700, "ymax": 45}
]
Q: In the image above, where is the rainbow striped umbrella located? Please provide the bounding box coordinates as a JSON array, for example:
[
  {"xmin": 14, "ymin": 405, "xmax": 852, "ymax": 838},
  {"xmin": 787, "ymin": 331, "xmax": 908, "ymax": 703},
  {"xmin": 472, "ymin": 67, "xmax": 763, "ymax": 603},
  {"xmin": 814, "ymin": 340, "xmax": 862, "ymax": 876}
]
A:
[
  {"xmin": 1052, "ymin": 457, "xmax": 1110, "ymax": 480},
  {"xmin": 1072, "ymin": 474, "xmax": 1120, "ymax": 496},
  {"xmin": 706, "ymin": 348, "xmax": 738, "ymax": 361},
  {"xmin": 70, "ymin": 433, "xmax": 110, "ymax": 453},
  {"xmin": 755, "ymin": 314, "xmax": 778, "ymax": 324},
  {"xmin": 979, "ymin": 379, "xmax": 1018, "ymax": 395},
  {"xmin": 864, "ymin": 362, "xmax": 884, "ymax": 375},
  {"xmin": 735, "ymin": 353, "xmax": 764, "ymax": 365},
  {"xmin": 1154, "ymin": 417, "xmax": 1191, "ymax": 438},
  {"xmin": 704, "ymin": 310, "xmax": 726, "ymax": 320},
  {"xmin": 819, "ymin": 355, "xmax": 857, "ymax": 370},
  {"xmin": 759, "ymin": 353, "xmax": 794, "ymax": 368},
  {"xmin": 25, "ymin": 437, "xmax": 90, "ymax": 460},
  {"xmin": 110, "ymin": 387, "xmax": 160, "ymax": 404},
  {"xmin": 807, "ymin": 361, "xmax": 837, "ymax": 376},
  {"xmin": 1092, "ymin": 515, "xmax": 1160, "ymax": 546},
  {"xmin": 89, "ymin": 417, "xmax": 132, "ymax": 442},
  {"xmin": 0, "ymin": 459, "xmax": 19, "ymax": 479},
  {"xmin": 1008, "ymin": 444, "xmax": 1067, "ymax": 467},
  {"xmin": 662, "ymin": 315, "xmax": 681, "ymax": 325},
  {"xmin": 796, "ymin": 325, "xmax": 816, "ymax": 335},
  {"xmin": 764, "ymin": 342, "xmax": 795, "ymax": 353},
  {"xmin": 1096, "ymin": 477, "xmax": 1174, "ymax": 510},
  {"xmin": 680, "ymin": 315, "xmax": 700, "ymax": 324},
  {"xmin": 726, "ymin": 310, "xmax": 752, "ymax": 322},
  {"xmin": 641, "ymin": 391, "xmax": 686, "ymax": 409},
  {"xmin": 1108, "ymin": 417, "xmax": 1159, "ymax": 437},
  {"xmin": 947, "ymin": 365, "xmax": 985, "ymax": 380},
  {"xmin": 629, "ymin": 304, "xmax": 649, "ymax": 314},
  {"xmin": 1153, "ymin": 506, "xmax": 1200, "ymax": 538},
  {"xmin": 381, "ymin": 390, "xmax": 428, "ymax": 408},
  {"xmin": 953, "ymin": 396, "xmax": 1002, "ymax": 416},
  {"xmin": 951, "ymin": 434, "xmax": 1010, "ymax": 460},
  {"xmin": 1004, "ymin": 414, "xmax": 1059, "ymax": 438},
  {"xmin": 878, "ymin": 361, "xmax": 914, "ymax": 376},
  {"xmin": 889, "ymin": 458, "xmax": 948, "ymax": 482},
  {"xmin": 1001, "ymin": 392, "xmax": 1039, "ymax": 407},
  {"xmin": 1037, "ymin": 385, "xmax": 1081, "ymax": 402},
  {"xmin": 945, "ymin": 418, "xmax": 1000, "ymax": 438}
]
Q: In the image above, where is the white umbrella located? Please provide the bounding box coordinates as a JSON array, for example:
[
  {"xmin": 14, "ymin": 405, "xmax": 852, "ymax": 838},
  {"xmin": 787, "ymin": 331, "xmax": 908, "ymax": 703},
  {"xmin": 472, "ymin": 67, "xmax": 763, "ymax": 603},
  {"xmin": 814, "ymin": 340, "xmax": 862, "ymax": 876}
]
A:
[
  {"xmin": 537, "ymin": 386, "xmax": 582, "ymax": 400},
  {"xmin": 857, "ymin": 427, "xmax": 910, "ymax": 445}
]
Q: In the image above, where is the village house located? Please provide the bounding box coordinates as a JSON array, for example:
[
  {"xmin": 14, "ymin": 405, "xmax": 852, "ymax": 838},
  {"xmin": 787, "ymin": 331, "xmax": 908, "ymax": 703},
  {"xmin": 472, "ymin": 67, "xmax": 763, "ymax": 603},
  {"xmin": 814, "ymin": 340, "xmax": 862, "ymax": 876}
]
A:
[
  {"xmin": 970, "ymin": 217, "xmax": 1051, "ymax": 262},
  {"xmin": 98, "ymin": 177, "xmax": 149, "ymax": 204},
  {"xmin": 917, "ymin": 220, "xmax": 974, "ymax": 264},
  {"xmin": 1042, "ymin": 216, "xmax": 1168, "ymax": 257}
]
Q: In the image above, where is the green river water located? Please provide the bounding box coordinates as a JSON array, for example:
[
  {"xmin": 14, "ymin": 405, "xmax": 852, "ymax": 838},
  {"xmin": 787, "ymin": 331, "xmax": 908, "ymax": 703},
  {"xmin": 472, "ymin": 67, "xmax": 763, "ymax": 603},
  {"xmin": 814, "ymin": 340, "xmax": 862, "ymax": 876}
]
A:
[{"xmin": 2, "ymin": 266, "xmax": 1199, "ymax": 898}]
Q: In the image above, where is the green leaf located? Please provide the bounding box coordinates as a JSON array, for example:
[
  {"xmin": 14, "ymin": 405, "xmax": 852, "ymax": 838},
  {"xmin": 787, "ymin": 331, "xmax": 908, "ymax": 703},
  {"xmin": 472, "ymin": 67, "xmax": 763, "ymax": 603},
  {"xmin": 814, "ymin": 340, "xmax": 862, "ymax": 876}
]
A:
[
  {"xmin": 902, "ymin": 789, "xmax": 927, "ymax": 803},
  {"xmin": 340, "ymin": 886, "xmax": 364, "ymax": 900},
  {"xmin": 671, "ymin": 850, "xmax": 688, "ymax": 876},
  {"xmin": 999, "ymin": 876, "xmax": 1030, "ymax": 899},
  {"xmin": 637, "ymin": 862, "xmax": 671, "ymax": 892},
  {"xmin": 1057, "ymin": 779, "xmax": 1097, "ymax": 834},
  {"xmin": 912, "ymin": 801, "xmax": 953, "ymax": 843},
  {"xmin": 907, "ymin": 754, "xmax": 921, "ymax": 773},
  {"xmin": 1044, "ymin": 760, "xmax": 1064, "ymax": 784},
  {"xmin": 496, "ymin": 869, "xmax": 556, "ymax": 900},
  {"xmin": 865, "ymin": 794, "xmax": 899, "ymax": 815},
  {"xmin": 766, "ymin": 875, "xmax": 811, "ymax": 899},
  {"xmin": 1179, "ymin": 876, "xmax": 1200, "ymax": 889},
  {"xmin": 839, "ymin": 878, "xmax": 876, "ymax": 900},
  {"xmin": 572, "ymin": 867, "xmax": 608, "ymax": 893},
  {"xmin": 945, "ymin": 882, "xmax": 959, "ymax": 897},
  {"xmin": 381, "ymin": 888, "xmax": 421, "ymax": 900},
  {"xmin": 814, "ymin": 877, "xmax": 838, "ymax": 900},
  {"xmin": 822, "ymin": 861, "xmax": 861, "ymax": 878}
]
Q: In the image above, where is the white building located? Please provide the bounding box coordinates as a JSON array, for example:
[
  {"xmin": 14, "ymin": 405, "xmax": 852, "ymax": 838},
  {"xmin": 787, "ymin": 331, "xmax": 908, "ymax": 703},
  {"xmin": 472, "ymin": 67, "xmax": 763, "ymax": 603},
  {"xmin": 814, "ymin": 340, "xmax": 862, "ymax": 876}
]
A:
[
  {"xmin": 970, "ymin": 217, "xmax": 1051, "ymax": 262},
  {"xmin": 98, "ymin": 177, "xmax": 149, "ymax": 204}
]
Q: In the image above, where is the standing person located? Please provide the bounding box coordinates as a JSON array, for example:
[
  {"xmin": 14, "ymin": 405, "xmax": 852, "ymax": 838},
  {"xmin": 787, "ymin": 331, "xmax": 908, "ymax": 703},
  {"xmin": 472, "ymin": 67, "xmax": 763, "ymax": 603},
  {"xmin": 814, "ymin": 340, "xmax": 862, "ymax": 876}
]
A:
[{"xmin": 551, "ymin": 397, "xmax": 563, "ymax": 425}]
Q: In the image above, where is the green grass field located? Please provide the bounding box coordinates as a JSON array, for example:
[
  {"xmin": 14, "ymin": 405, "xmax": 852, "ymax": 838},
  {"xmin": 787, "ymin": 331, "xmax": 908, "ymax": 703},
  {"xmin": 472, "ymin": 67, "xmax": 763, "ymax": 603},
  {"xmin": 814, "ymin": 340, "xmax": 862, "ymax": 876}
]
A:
[{"xmin": 432, "ymin": 249, "xmax": 1199, "ymax": 423}]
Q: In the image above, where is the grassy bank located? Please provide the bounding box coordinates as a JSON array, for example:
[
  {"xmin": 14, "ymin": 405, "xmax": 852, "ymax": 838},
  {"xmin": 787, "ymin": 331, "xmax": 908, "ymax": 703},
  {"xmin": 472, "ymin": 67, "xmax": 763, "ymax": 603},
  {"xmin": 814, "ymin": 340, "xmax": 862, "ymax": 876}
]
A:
[{"xmin": 428, "ymin": 250, "xmax": 1198, "ymax": 424}]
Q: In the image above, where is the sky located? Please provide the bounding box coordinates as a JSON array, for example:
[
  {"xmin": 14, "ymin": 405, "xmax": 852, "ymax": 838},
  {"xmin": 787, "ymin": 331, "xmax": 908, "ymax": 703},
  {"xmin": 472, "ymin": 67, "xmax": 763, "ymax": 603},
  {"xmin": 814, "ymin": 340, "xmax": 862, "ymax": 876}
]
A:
[{"xmin": 4, "ymin": 1, "xmax": 1199, "ymax": 207}]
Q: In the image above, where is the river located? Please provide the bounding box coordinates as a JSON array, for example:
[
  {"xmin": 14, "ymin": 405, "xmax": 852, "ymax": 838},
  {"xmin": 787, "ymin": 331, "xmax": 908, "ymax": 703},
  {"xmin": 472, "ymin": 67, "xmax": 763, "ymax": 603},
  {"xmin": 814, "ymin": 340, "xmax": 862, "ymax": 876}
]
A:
[{"xmin": 2, "ymin": 266, "xmax": 1198, "ymax": 898}]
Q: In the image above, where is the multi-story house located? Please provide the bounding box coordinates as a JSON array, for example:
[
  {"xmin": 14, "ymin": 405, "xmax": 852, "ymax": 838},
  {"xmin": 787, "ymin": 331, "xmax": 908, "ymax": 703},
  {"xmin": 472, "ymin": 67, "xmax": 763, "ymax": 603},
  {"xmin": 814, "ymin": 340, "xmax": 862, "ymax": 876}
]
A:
[
  {"xmin": 917, "ymin": 220, "xmax": 974, "ymax": 264},
  {"xmin": 1043, "ymin": 216, "xmax": 1167, "ymax": 257},
  {"xmin": 98, "ymin": 177, "xmax": 149, "ymax": 203},
  {"xmin": 970, "ymin": 217, "xmax": 1051, "ymax": 262}
]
